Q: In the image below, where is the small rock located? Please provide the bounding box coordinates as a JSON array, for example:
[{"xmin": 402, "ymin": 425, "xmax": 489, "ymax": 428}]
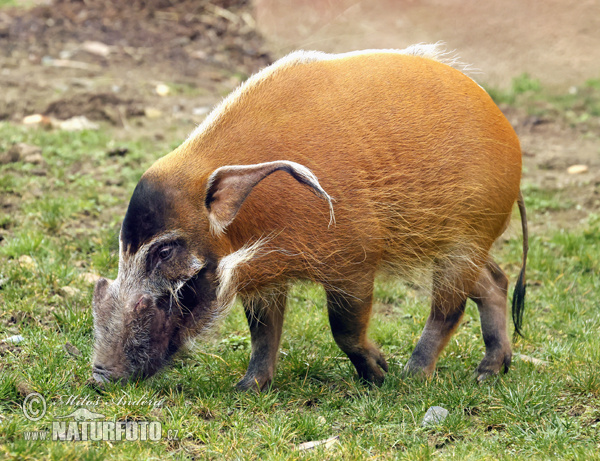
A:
[
  {"xmin": 22, "ymin": 114, "xmax": 53, "ymax": 127},
  {"xmin": 190, "ymin": 50, "xmax": 207, "ymax": 60},
  {"xmin": 59, "ymin": 116, "xmax": 99, "ymax": 131},
  {"xmin": 58, "ymin": 49, "xmax": 73, "ymax": 60},
  {"xmin": 78, "ymin": 272, "xmax": 101, "ymax": 284},
  {"xmin": 23, "ymin": 153, "xmax": 45, "ymax": 165},
  {"xmin": 422, "ymin": 406, "xmax": 449, "ymax": 426},
  {"xmin": 18, "ymin": 255, "xmax": 35, "ymax": 270},
  {"xmin": 81, "ymin": 40, "xmax": 111, "ymax": 58},
  {"xmin": 192, "ymin": 106, "xmax": 212, "ymax": 116},
  {"xmin": 155, "ymin": 84, "xmax": 170, "ymax": 96},
  {"xmin": 4, "ymin": 334, "xmax": 24, "ymax": 344},
  {"xmin": 296, "ymin": 435, "xmax": 339, "ymax": 451},
  {"xmin": 144, "ymin": 107, "xmax": 163, "ymax": 119},
  {"xmin": 64, "ymin": 342, "xmax": 82, "ymax": 357},
  {"xmin": 567, "ymin": 164, "xmax": 589, "ymax": 175},
  {"xmin": 59, "ymin": 286, "xmax": 81, "ymax": 297},
  {"xmin": 317, "ymin": 415, "xmax": 327, "ymax": 425}
]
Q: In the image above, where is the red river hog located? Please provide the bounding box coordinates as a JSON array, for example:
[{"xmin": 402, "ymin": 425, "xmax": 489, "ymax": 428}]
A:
[{"xmin": 91, "ymin": 44, "xmax": 528, "ymax": 390}]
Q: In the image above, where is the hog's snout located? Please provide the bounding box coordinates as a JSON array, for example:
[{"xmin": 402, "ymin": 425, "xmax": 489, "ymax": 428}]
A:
[
  {"xmin": 92, "ymin": 276, "xmax": 179, "ymax": 384},
  {"xmin": 92, "ymin": 364, "xmax": 110, "ymax": 384},
  {"xmin": 91, "ymin": 363, "xmax": 130, "ymax": 385}
]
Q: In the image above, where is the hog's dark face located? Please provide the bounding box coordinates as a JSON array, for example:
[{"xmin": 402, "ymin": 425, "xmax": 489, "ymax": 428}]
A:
[{"xmin": 91, "ymin": 178, "xmax": 218, "ymax": 384}]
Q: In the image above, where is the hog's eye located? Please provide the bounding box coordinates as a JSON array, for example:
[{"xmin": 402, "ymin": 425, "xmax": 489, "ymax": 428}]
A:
[{"xmin": 158, "ymin": 246, "xmax": 174, "ymax": 261}]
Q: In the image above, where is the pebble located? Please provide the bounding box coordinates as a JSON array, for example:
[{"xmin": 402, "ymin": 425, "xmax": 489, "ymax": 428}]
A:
[
  {"xmin": 4, "ymin": 334, "xmax": 25, "ymax": 344},
  {"xmin": 23, "ymin": 153, "xmax": 45, "ymax": 165},
  {"xmin": 13, "ymin": 143, "xmax": 41, "ymax": 157},
  {"xmin": 567, "ymin": 164, "xmax": 589, "ymax": 175},
  {"xmin": 58, "ymin": 116, "xmax": 99, "ymax": 131},
  {"xmin": 59, "ymin": 286, "xmax": 81, "ymax": 297},
  {"xmin": 81, "ymin": 40, "xmax": 111, "ymax": 58},
  {"xmin": 297, "ymin": 435, "xmax": 339, "ymax": 451},
  {"xmin": 18, "ymin": 255, "xmax": 35, "ymax": 270},
  {"xmin": 422, "ymin": 406, "xmax": 449, "ymax": 426},
  {"xmin": 155, "ymin": 83, "xmax": 170, "ymax": 96},
  {"xmin": 193, "ymin": 106, "xmax": 212, "ymax": 116},
  {"xmin": 22, "ymin": 114, "xmax": 52, "ymax": 127},
  {"xmin": 78, "ymin": 272, "xmax": 101, "ymax": 284},
  {"xmin": 144, "ymin": 107, "xmax": 163, "ymax": 119}
]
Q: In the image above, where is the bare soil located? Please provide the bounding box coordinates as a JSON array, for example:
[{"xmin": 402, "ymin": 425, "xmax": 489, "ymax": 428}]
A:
[
  {"xmin": 1, "ymin": 0, "xmax": 599, "ymax": 234},
  {"xmin": 0, "ymin": 0, "xmax": 271, "ymax": 134}
]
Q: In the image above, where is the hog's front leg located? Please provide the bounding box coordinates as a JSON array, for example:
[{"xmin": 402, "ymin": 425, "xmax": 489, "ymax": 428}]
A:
[{"xmin": 236, "ymin": 288, "xmax": 287, "ymax": 391}]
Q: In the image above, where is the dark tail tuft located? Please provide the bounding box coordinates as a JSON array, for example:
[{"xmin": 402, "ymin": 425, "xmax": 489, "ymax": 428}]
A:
[
  {"xmin": 512, "ymin": 191, "xmax": 528, "ymax": 337},
  {"xmin": 511, "ymin": 265, "xmax": 526, "ymax": 336}
]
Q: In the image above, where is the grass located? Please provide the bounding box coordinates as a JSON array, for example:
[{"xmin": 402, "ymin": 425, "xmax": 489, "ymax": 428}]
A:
[
  {"xmin": 1, "ymin": 118, "xmax": 599, "ymax": 460},
  {"xmin": 0, "ymin": 0, "xmax": 41, "ymax": 9},
  {"xmin": 486, "ymin": 73, "xmax": 600, "ymax": 128}
]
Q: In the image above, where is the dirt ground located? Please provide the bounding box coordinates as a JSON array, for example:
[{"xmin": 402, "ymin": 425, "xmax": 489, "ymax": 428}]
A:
[
  {"xmin": 0, "ymin": 0, "xmax": 272, "ymax": 134},
  {"xmin": 1, "ymin": 0, "xmax": 599, "ymax": 233}
]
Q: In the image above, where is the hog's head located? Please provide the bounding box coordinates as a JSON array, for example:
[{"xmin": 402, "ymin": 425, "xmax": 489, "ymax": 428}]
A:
[{"xmin": 91, "ymin": 160, "xmax": 333, "ymax": 384}]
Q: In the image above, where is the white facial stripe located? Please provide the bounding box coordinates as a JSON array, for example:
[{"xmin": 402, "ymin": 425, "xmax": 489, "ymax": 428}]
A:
[
  {"xmin": 119, "ymin": 230, "xmax": 184, "ymax": 262},
  {"xmin": 116, "ymin": 230, "xmax": 192, "ymax": 300}
]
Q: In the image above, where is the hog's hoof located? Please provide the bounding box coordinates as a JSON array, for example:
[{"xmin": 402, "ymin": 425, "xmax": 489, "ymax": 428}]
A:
[
  {"xmin": 400, "ymin": 365, "xmax": 432, "ymax": 381},
  {"xmin": 353, "ymin": 348, "xmax": 388, "ymax": 386},
  {"xmin": 402, "ymin": 354, "xmax": 436, "ymax": 379},
  {"xmin": 475, "ymin": 352, "xmax": 511, "ymax": 382},
  {"xmin": 235, "ymin": 373, "xmax": 273, "ymax": 392}
]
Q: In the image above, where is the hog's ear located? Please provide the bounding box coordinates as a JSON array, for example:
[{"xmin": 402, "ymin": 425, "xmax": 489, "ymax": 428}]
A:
[
  {"xmin": 92, "ymin": 278, "xmax": 113, "ymax": 312},
  {"xmin": 205, "ymin": 160, "xmax": 334, "ymax": 235}
]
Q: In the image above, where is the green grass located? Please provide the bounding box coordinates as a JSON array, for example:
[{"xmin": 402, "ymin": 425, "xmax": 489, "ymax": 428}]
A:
[
  {"xmin": 486, "ymin": 73, "xmax": 543, "ymax": 106},
  {"xmin": 0, "ymin": 0, "xmax": 40, "ymax": 9},
  {"xmin": 487, "ymin": 74, "xmax": 600, "ymax": 128},
  {"xmin": 1, "ymin": 122, "xmax": 599, "ymax": 459}
]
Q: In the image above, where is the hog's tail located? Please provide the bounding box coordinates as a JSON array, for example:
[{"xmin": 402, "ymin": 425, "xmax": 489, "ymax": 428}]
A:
[{"xmin": 511, "ymin": 190, "xmax": 528, "ymax": 337}]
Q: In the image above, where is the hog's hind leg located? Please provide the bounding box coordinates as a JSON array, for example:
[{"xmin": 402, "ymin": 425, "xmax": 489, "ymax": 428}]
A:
[
  {"xmin": 325, "ymin": 275, "xmax": 388, "ymax": 385},
  {"xmin": 404, "ymin": 290, "xmax": 467, "ymax": 376},
  {"xmin": 404, "ymin": 260, "xmax": 477, "ymax": 376},
  {"xmin": 469, "ymin": 260, "xmax": 512, "ymax": 381},
  {"xmin": 236, "ymin": 287, "xmax": 287, "ymax": 392}
]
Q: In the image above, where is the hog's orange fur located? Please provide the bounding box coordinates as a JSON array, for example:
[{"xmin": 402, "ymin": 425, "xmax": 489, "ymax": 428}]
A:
[{"xmin": 148, "ymin": 50, "xmax": 521, "ymax": 301}]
